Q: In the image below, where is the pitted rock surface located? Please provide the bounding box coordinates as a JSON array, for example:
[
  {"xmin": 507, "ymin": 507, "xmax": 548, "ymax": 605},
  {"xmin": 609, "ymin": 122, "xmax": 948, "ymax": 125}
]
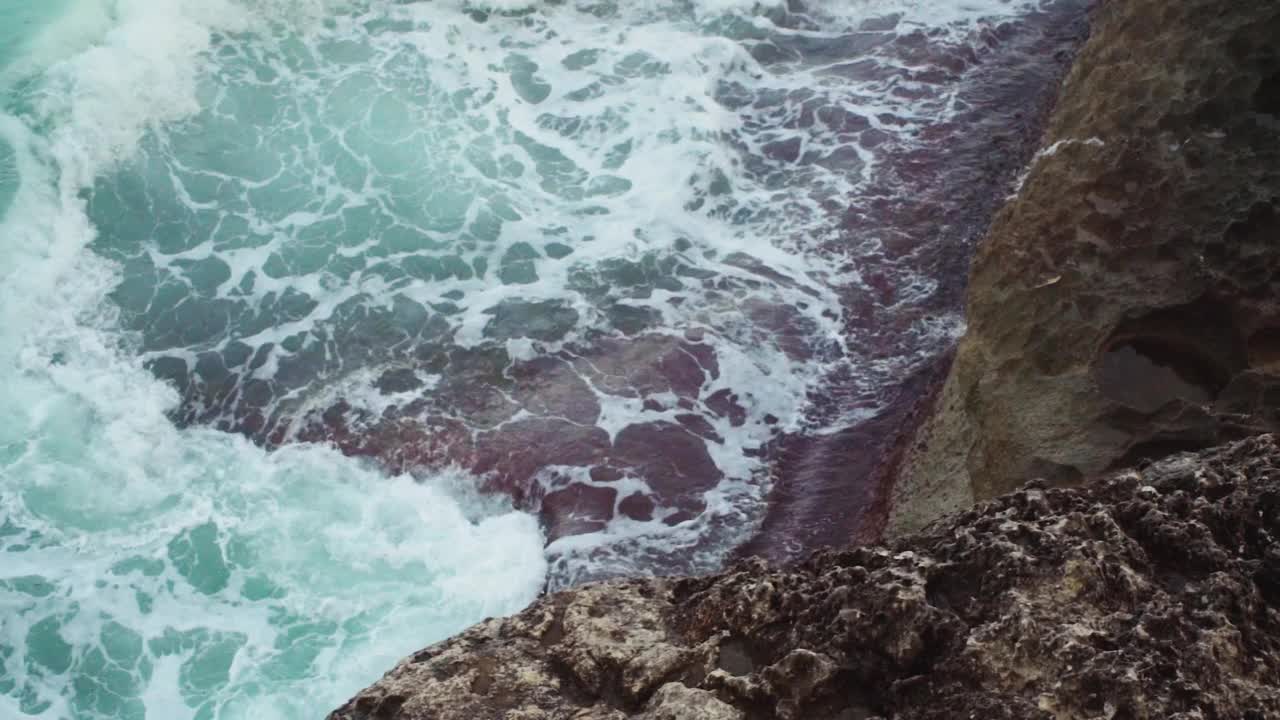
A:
[
  {"xmin": 891, "ymin": 0, "xmax": 1280, "ymax": 535},
  {"xmin": 330, "ymin": 436, "xmax": 1280, "ymax": 720}
]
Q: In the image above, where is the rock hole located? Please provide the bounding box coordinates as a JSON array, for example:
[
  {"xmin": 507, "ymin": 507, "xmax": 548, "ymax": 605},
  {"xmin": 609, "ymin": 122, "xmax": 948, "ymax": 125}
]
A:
[
  {"xmin": 540, "ymin": 609, "xmax": 566, "ymax": 647},
  {"xmin": 716, "ymin": 639, "xmax": 757, "ymax": 676},
  {"xmin": 470, "ymin": 657, "xmax": 497, "ymax": 695},
  {"xmin": 1255, "ymin": 71, "xmax": 1280, "ymax": 116},
  {"xmin": 1107, "ymin": 436, "xmax": 1213, "ymax": 471},
  {"xmin": 1095, "ymin": 298, "xmax": 1245, "ymax": 413},
  {"xmin": 1096, "ymin": 340, "xmax": 1222, "ymax": 412},
  {"xmin": 374, "ymin": 694, "xmax": 407, "ymax": 718},
  {"xmin": 1026, "ymin": 457, "xmax": 1085, "ymax": 486},
  {"xmin": 1248, "ymin": 327, "xmax": 1280, "ymax": 370}
]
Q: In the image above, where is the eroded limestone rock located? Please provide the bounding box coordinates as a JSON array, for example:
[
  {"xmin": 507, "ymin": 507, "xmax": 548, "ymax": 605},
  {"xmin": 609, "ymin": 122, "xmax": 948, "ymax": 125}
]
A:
[
  {"xmin": 890, "ymin": 0, "xmax": 1280, "ymax": 535},
  {"xmin": 330, "ymin": 436, "xmax": 1280, "ymax": 720}
]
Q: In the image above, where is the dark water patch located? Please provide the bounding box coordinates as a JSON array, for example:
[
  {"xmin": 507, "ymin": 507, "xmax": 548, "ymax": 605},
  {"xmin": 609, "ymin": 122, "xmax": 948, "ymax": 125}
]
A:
[
  {"xmin": 737, "ymin": 350, "xmax": 953, "ymax": 562},
  {"xmin": 742, "ymin": 0, "xmax": 1096, "ymax": 562}
]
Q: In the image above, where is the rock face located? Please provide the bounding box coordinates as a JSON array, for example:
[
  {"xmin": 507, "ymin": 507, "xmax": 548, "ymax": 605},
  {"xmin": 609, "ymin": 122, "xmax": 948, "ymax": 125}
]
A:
[
  {"xmin": 330, "ymin": 435, "xmax": 1280, "ymax": 719},
  {"xmin": 889, "ymin": 0, "xmax": 1280, "ymax": 535}
]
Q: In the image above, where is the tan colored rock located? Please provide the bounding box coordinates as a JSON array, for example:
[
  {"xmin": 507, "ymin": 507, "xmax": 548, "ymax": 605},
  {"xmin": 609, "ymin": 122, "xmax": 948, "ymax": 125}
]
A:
[
  {"xmin": 640, "ymin": 684, "xmax": 742, "ymax": 720},
  {"xmin": 891, "ymin": 0, "xmax": 1280, "ymax": 536}
]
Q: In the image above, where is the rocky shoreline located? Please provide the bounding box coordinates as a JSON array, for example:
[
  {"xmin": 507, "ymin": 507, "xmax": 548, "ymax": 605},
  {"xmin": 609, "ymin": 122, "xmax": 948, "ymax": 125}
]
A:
[
  {"xmin": 331, "ymin": 436, "xmax": 1280, "ymax": 719},
  {"xmin": 328, "ymin": 0, "xmax": 1280, "ymax": 716}
]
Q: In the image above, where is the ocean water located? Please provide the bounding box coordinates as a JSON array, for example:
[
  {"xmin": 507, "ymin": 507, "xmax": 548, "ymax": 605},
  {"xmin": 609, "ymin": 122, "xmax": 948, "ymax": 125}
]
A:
[{"xmin": 0, "ymin": 0, "xmax": 1050, "ymax": 717}]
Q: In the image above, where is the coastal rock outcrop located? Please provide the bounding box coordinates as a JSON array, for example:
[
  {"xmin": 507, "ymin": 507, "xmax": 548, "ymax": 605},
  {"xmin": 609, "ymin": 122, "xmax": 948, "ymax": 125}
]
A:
[
  {"xmin": 889, "ymin": 0, "xmax": 1280, "ymax": 535},
  {"xmin": 330, "ymin": 435, "xmax": 1280, "ymax": 719}
]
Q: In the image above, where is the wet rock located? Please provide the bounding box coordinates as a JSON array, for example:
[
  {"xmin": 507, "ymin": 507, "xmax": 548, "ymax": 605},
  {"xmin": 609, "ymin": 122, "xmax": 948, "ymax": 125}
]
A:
[
  {"xmin": 540, "ymin": 484, "xmax": 618, "ymax": 541},
  {"xmin": 329, "ymin": 436, "xmax": 1280, "ymax": 720},
  {"xmin": 290, "ymin": 327, "xmax": 744, "ymax": 569},
  {"xmin": 618, "ymin": 493, "xmax": 656, "ymax": 522},
  {"xmin": 704, "ymin": 389, "xmax": 747, "ymax": 428},
  {"xmin": 675, "ymin": 413, "xmax": 723, "ymax": 443},
  {"xmin": 612, "ymin": 422, "xmax": 722, "ymax": 507},
  {"xmin": 430, "ymin": 347, "xmax": 522, "ymax": 428},
  {"xmin": 570, "ymin": 335, "xmax": 713, "ymax": 400},
  {"xmin": 509, "ymin": 357, "xmax": 602, "ymax": 425},
  {"xmin": 474, "ymin": 419, "xmax": 611, "ymax": 499},
  {"xmin": 484, "ymin": 299, "xmax": 580, "ymax": 342},
  {"xmin": 374, "ymin": 368, "xmax": 424, "ymax": 394},
  {"xmin": 893, "ymin": 0, "xmax": 1280, "ymax": 536}
]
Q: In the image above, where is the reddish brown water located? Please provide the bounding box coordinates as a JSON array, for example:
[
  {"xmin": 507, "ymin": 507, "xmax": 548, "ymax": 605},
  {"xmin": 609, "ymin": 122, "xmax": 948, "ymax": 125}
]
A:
[{"xmin": 741, "ymin": 0, "xmax": 1094, "ymax": 563}]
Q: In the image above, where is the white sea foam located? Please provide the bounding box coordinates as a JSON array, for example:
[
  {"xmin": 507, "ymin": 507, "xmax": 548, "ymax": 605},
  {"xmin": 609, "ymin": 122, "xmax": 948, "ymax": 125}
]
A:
[{"xmin": 0, "ymin": 2, "xmax": 545, "ymax": 718}]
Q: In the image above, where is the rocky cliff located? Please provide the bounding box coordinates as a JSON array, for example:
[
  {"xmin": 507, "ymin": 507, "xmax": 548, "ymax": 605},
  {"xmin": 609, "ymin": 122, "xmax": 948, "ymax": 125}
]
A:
[
  {"xmin": 330, "ymin": 435, "xmax": 1280, "ymax": 719},
  {"xmin": 889, "ymin": 0, "xmax": 1280, "ymax": 536}
]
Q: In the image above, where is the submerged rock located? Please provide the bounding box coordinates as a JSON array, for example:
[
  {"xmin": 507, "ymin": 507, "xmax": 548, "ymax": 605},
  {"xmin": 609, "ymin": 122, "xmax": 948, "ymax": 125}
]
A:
[
  {"xmin": 891, "ymin": 0, "xmax": 1280, "ymax": 535},
  {"xmin": 329, "ymin": 435, "xmax": 1280, "ymax": 719}
]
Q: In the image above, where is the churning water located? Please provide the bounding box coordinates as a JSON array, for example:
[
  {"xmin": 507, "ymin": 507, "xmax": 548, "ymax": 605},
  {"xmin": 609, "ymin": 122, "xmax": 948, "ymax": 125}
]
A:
[{"xmin": 0, "ymin": 0, "xmax": 1064, "ymax": 717}]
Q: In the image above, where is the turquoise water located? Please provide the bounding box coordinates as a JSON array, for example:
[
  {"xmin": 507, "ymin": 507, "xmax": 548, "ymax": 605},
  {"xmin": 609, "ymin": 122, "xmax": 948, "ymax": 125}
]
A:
[
  {"xmin": 0, "ymin": 2, "xmax": 551, "ymax": 718},
  {"xmin": 81, "ymin": 0, "xmax": 843, "ymax": 438},
  {"xmin": 0, "ymin": 0, "xmax": 1039, "ymax": 717}
]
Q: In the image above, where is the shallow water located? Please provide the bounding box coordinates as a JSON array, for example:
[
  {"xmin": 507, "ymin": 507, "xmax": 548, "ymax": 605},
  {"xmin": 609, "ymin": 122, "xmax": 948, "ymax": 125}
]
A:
[{"xmin": 0, "ymin": 0, "xmax": 1071, "ymax": 717}]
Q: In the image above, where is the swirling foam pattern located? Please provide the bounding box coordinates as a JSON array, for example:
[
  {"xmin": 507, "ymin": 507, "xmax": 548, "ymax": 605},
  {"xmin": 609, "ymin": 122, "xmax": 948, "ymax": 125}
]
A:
[{"xmin": 0, "ymin": 0, "xmax": 1051, "ymax": 717}]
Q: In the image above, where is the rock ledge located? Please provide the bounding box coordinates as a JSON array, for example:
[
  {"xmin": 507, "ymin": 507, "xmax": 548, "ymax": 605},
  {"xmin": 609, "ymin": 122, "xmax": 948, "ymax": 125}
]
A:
[{"xmin": 331, "ymin": 435, "xmax": 1280, "ymax": 720}]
